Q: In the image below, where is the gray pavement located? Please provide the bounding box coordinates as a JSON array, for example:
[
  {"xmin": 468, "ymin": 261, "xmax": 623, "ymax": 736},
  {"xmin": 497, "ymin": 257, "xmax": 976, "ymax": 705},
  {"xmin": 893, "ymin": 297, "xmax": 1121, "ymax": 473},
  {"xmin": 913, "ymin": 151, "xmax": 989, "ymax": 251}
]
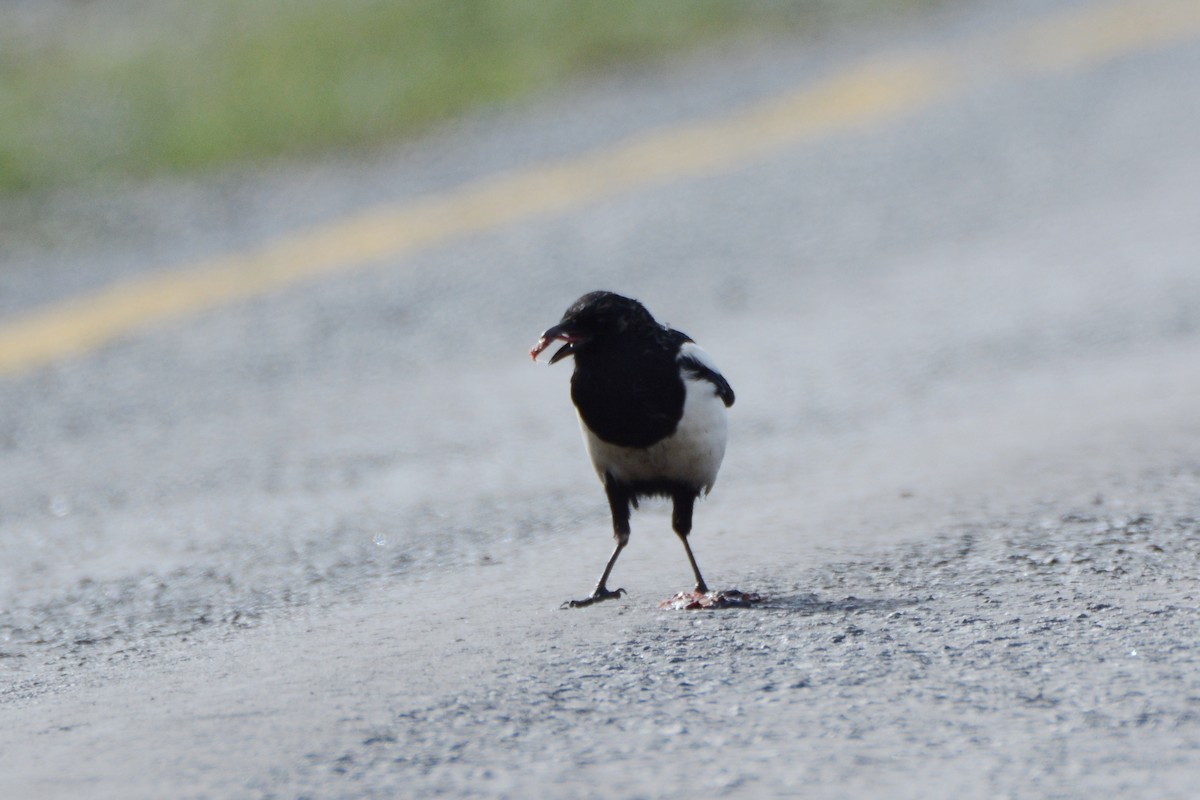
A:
[{"xmin": 2, "ymin": 1, "xmax": 1200, "ymax": 797}]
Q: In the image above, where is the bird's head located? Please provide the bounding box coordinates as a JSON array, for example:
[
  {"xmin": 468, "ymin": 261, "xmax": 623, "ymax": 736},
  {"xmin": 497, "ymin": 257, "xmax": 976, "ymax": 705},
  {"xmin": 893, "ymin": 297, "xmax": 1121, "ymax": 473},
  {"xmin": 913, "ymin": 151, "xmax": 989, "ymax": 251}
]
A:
[{"xmin": 529, "ymin": 291, "xmax": 656, "ymax": 364}]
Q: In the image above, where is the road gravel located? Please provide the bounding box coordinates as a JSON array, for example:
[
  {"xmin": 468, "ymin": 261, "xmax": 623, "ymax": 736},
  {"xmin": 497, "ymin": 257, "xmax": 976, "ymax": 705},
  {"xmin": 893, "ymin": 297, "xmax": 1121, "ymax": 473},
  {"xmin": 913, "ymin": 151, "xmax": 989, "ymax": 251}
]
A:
[{"xmin": 2, "ymin": 1, "xmax": 1200, "ymax": 797}]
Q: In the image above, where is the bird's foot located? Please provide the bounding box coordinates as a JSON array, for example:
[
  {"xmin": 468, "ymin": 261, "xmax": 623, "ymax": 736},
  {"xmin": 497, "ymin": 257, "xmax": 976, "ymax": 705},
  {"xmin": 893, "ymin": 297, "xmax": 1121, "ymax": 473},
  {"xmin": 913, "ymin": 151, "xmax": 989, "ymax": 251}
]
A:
[{"xmin": 562, "ymin": 587, "xmax": 627, "ymax": 609}]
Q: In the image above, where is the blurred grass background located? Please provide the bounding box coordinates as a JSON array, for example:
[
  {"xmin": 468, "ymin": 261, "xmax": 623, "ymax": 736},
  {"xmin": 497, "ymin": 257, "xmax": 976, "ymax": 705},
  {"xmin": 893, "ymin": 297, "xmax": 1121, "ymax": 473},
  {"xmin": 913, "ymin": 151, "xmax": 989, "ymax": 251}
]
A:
[{"xmin": 0, "ymin": 0, "xmax": 933, "ymax": 196}]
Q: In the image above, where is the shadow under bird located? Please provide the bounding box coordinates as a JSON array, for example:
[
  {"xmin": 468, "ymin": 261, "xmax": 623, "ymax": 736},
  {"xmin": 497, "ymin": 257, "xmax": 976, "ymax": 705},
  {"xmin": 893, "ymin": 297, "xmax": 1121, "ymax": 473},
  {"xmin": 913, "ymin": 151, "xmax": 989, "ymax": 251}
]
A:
[{"xmin": 530, "ymin": 291, "xmax": 735, "ymax": 608}]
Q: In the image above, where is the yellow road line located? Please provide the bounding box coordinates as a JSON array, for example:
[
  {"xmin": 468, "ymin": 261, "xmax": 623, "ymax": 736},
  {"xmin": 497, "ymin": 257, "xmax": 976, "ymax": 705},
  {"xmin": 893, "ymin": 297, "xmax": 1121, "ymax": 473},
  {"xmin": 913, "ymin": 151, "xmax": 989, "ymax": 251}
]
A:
[
  {"xmin": 1, "ymin": 0, "xmax": 1198, "ymax": 377},
  {"xmin": 1016, "ymin": 0, "xmax": 1200, "ymax": 72}
]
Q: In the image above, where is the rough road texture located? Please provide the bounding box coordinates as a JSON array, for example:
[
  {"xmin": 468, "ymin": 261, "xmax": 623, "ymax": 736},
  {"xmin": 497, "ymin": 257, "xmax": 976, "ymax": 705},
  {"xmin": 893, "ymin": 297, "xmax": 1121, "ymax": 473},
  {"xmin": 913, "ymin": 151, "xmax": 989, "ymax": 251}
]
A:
[
  {"xmin": 3, "ymin": 1, "xmax": 1200, "ymax": 797},
  {"xmin": 287, "ymin": 476, "xmax": 1200, "ymax": 799}
]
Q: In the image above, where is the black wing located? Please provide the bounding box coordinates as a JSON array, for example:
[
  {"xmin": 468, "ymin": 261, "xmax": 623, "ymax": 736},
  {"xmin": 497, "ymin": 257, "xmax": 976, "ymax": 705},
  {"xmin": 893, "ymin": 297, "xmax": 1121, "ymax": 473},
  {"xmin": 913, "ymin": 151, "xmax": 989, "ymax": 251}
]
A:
[{"xmin": 679, "ymin": 353, "xmax": 735, "ymax": 408}]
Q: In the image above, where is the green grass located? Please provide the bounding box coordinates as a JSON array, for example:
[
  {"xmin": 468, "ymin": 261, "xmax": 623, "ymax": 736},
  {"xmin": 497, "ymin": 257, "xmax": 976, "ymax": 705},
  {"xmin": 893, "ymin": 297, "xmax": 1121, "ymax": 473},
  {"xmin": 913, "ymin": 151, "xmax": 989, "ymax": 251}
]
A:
[{"xmin": 0, "ymin": 0, "xmax": 932, "ymax": 195}]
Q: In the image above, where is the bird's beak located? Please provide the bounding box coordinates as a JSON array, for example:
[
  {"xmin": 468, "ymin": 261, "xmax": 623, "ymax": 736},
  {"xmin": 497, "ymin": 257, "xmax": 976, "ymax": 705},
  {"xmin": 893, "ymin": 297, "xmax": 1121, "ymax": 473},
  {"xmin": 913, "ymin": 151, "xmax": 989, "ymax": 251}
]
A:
[{"xmin": 530, "ymin": 324, "xmax": 586, "ymax": 364}]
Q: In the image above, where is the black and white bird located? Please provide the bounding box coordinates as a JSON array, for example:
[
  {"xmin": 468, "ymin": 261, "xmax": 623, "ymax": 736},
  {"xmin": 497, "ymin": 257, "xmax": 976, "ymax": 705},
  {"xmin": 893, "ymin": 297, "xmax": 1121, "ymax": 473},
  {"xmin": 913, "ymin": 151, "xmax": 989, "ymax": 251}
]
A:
[{"xmin": 530, "ymin": 291, "xmax": 735, "ymax": 608}]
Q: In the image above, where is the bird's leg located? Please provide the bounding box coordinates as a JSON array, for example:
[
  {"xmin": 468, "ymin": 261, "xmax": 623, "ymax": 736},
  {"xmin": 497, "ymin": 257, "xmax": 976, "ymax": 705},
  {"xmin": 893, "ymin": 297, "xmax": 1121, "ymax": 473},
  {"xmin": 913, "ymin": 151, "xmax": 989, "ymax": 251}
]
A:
[
  {"xmin": 564, "ymin": 477, "xmax": 631, "ymax": 608},
  {"xmin": 672, "ymin": 490, "xmax": 708, "ymax": 594}
]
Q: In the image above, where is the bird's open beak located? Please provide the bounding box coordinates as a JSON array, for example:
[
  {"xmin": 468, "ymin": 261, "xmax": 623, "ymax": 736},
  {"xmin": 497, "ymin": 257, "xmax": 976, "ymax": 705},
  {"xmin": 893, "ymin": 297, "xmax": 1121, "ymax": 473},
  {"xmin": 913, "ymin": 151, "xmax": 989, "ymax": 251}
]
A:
[{"xmin": 530, "ymin": 324, "xmax": 586, "ymax": 364}]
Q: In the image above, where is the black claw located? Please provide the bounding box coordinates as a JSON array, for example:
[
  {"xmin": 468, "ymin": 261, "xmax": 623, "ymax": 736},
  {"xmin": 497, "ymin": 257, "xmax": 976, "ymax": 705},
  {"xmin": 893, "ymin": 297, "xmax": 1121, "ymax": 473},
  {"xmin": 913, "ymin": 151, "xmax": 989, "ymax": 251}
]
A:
[{"xmin": 562, "ymin": 587, "xmax": 626, "ymax": 609}]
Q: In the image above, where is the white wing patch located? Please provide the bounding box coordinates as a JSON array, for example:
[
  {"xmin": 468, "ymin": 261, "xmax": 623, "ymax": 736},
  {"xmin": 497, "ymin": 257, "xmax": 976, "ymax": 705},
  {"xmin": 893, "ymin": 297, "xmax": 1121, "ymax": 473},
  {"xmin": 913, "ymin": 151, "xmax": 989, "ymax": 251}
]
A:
[{"xmin": 679, "ymin": 341, "xmax": 721, "ymax": 375}]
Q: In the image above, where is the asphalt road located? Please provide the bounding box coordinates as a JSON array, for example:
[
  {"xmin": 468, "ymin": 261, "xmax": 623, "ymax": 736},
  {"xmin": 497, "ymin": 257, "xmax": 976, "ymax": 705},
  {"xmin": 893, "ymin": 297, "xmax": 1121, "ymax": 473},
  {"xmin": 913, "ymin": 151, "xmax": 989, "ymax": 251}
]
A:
[{"xmin": 3, "ymin": 1, "xmax": 1200, "ymax": 797}]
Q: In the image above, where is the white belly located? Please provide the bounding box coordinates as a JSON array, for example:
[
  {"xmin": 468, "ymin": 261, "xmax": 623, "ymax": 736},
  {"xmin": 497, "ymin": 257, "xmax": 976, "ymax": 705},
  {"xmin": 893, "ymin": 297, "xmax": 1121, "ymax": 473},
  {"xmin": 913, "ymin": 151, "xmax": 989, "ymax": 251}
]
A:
[{"xmin": 580, "ymin": 373, "xmax": 728, "ymax": 494}]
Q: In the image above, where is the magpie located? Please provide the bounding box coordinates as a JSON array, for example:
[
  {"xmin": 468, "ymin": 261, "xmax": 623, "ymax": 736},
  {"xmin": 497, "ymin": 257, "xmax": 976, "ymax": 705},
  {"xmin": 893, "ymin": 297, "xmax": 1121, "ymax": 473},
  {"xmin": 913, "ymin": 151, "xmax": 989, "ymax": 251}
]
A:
[{"xmin": 530, "ymin": 291, "xmax": 735, "ymax": 608}]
